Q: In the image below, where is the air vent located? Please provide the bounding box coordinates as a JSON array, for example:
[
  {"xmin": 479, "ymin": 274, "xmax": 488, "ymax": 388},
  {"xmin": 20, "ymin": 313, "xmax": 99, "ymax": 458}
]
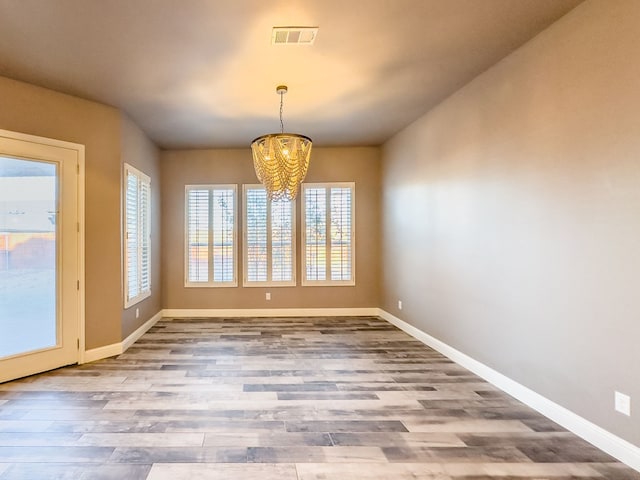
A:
[{"xmin": 272, "ymin": 27, "xmax": 318, "ymax": 45}]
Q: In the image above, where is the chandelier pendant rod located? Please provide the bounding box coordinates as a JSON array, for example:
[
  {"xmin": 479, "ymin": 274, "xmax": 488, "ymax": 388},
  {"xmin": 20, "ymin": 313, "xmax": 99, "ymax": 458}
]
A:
[{"xmin": 280, "ymin": 90, "xmax": 284, "ymax": 134}]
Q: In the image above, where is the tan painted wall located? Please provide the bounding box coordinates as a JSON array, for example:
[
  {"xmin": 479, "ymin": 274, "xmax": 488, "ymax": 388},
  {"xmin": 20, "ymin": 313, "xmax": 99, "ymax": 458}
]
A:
[
  {"xmin": 381, "ymin": 0, "xmax": 640, "ymax": 446},
  {"xmin": 120, "ymin": 115, "xmax": 162, "ymax": 338},
  {"xmin": 161, "ymin": 147, "xmax": 381, "ymax": 309},
  {"xmin": 0, "ymin": 76, "xmax": 123, "ymax": 349}
]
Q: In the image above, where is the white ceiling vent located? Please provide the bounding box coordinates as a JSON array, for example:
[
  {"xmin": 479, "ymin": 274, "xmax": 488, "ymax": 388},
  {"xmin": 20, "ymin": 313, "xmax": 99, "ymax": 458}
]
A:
[{"xmin": 272, "ymin": 27, "xmax": 318, "ymax": 45}]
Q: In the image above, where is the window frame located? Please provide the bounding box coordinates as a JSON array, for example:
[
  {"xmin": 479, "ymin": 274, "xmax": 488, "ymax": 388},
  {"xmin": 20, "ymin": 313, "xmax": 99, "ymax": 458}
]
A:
[
  {"xmin": 242, "ymin": 184, "xmax": 296, "ymax": 287},
  {"xmin": 184, "ymin": 184, "xmax": 238, "ymax": 288},
  {"xmin": 301, "ymin": 182, "xmax": 355, "ymax": 287},
  {"xmin": 123, "ymin": 163, "xmax": 152, "ymax": 308}
]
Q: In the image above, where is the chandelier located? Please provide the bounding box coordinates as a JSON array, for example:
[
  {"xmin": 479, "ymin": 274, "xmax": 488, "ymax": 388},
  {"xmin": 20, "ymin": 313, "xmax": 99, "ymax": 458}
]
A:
[{"xmin": 251, "ymin": 85, "xmax": 312, "ymax": 201}]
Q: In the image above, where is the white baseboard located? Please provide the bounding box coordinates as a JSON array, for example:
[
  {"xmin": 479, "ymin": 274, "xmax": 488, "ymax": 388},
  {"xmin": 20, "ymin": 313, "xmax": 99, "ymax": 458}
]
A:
[
  {"xmin": 82, "ymin": 310, "xmax": 163, "ymax": 363},
  {"xmin": 122, "ymin": 310, "xmax": 164, "ymax": 351},
  {"xmin": 162, "ymin": 307, "xmax": 379, "ymax": 318},
  {"xmin": 377, "ymin": 309, "xmax": 640, "ymax": 473},
  {"xmin": 82, "ymin": 342, "xmax": 122, "ymax": 364}
]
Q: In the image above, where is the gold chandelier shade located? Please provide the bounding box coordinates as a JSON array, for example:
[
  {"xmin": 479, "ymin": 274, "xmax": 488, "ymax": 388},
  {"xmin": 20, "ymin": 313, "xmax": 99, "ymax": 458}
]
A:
[
  {"xmin": 251, "ymin": 132, "xmax": 312, "ymax": 201},
  {"xmin": 251, "ymin": 85, "xmax": 312, "ymax": 201}
]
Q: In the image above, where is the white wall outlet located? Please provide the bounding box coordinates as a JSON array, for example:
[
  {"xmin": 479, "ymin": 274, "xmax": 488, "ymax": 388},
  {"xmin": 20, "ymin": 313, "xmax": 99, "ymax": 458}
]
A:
[
  {"xmin": 398, "ymin": 300, "xmax": 402, "ymax": 310},
  {"xmin": 615, "ymin": 391, "xmax": 631, "ymax": 416},
  {"xmin": 265, "ymin": 292, "xmax": 271, "ymax": 301},
  {"xmin": 135, "ymin": 308, "xmax": 139, "ymax": 319}
]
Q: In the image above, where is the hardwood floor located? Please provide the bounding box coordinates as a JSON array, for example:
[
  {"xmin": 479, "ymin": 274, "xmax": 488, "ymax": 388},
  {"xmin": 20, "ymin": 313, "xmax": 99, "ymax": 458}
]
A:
[{"xmin": 0, "ymin": 316, "xmax": 637, "ymax": 479}]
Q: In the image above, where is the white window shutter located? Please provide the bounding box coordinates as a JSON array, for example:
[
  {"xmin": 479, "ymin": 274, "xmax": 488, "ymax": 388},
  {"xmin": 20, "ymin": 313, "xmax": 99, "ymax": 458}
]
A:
[
  {"xmin": 330, "ymin": 187, "xmax": 352, "ymax": 281},
  {"xmin": 271, "ymin": 198, "xmax": 294, "ymax": 282},
  {"xmin": 245, "ymin": 187, "xmax": 268, "ymax": 283},
  {"xmin": 140, "ymin": 179, "xmax": 151, "ymax": 291},
  {"xmin": 243, "ymin": 186, "xmax": 295, "ymax": 286},
  {"xmin": 186, "ymin": 188, "xmax": 210, "ymax": 283},
  {"xmin": 304, "ymin": 187, "xmax": 327, "ymax": 281},
  {"xmin": 185, "ymin": 185, "xmax": 237, "ymax": 286},
  {"xmin": 212, "ymin": 188, "xmax": 235, "ymax": 283},
  {"xmin": 124, "ymin": 164, "xmax": 151, "ymax": 307},
  {"xmin": 302, "ymin": 183, "xmax": 354, "ymax": 286}
]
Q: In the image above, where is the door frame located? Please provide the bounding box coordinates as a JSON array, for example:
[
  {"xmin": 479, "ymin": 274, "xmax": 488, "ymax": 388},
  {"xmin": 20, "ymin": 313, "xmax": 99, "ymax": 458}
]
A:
[{"xmin": 0, "ymin": 128, "xmax": 85, "ymax": 369}]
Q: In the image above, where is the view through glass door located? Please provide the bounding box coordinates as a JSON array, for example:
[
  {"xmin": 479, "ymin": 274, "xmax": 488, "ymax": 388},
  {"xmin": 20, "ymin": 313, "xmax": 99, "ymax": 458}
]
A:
[
  {"xmin": 0, "ymin": 131, "xmax": 82, "ymax": 383},
  {"xmin": 0, "ymin": 157, "xmax": 58, "ymax": 357}
]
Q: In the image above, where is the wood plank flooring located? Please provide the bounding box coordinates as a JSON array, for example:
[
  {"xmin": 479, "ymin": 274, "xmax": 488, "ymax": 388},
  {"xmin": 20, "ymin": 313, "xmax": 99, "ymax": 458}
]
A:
[{"xmin": 0, "ymin": 316, "xmax": 638, "ymax": 479}]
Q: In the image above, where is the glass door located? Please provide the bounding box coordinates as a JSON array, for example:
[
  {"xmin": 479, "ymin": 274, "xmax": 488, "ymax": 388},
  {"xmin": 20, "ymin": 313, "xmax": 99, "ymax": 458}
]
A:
[{"xmin": 0, "ymin": 131, "xmax": 81, "ymax": 383}]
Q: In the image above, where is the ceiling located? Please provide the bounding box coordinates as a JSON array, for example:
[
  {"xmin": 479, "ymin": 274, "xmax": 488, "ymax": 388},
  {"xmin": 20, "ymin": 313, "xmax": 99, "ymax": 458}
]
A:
[{"xmin": 0, "ymin": 0, "xmax": 582, "ymax": 149}]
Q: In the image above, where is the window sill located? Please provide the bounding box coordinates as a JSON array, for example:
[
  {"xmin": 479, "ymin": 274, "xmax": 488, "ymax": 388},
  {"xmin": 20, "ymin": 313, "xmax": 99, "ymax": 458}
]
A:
[
  {"xmin": 124, "ymin": 290, "xmax": 151, "ymax": 309},
  {"xmin": 184, "ymin": 282, "xmax": 238, "ymax": 288}
]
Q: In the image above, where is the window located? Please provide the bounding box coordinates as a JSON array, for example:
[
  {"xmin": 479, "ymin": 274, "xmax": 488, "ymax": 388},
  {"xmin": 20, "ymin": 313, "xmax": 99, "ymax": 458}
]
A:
[
  {"xmin": 243, "ymin": 185, "xmax": 295, "ymax": 286},
  {"xmin": 124, "ymin": 164, "xmax": 151, "ymax": 307},
  {"xmin": 302, "ymin": 183, "xmax": 355, "ymax": 286},
  {"xmin": 185, "ymin": 185, "xmax": 237, "ymax": 287}
]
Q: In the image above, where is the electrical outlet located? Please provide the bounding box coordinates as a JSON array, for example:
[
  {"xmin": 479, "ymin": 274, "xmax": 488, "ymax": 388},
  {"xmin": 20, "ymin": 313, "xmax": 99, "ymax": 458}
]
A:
[
  {"xmin": 265, "ymin": 292, "xmax": 271, "ymax": 301},
  {"xmin": 615, "ymin": 391, "xmax": 631, "ymax": 416},
  {"xmin": 135, "ymin": 308, "xmax": 139, "ymax": 319},
  {"xmin": 398, "ymin": 300, "xmax": 402, "ymax": 310}
]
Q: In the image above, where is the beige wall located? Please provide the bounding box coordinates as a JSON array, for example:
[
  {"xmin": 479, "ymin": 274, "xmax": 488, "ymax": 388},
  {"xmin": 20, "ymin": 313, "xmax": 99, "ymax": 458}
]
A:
[
  {"xmin": 120, "ymin": 115, "xmax": 162, "ymax": 338},
  {"xmin": 161, "ymin": 147, "xmax": 381, "ymax": 309},
  {"xmin": 0, "ymin": 76, "xmax": 123, "ymax": 349},
  {"xmin": 381, "ymin": 0, "xmax": 640, "ymax": 446}
]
